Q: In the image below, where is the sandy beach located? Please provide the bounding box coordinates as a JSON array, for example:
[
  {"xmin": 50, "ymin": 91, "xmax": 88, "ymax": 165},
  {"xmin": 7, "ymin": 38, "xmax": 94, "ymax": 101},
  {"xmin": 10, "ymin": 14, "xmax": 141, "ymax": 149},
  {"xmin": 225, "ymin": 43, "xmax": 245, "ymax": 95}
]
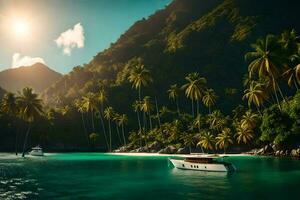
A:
[{"xmin": 108, "ymin": 152, "xmax": 250, "ymax": 157}]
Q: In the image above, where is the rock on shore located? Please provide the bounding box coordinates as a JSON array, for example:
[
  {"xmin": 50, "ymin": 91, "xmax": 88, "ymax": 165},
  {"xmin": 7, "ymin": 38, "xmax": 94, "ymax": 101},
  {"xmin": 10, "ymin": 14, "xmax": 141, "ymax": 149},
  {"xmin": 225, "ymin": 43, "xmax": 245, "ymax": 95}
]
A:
[{"xmin": 250, "ymin": 143, "xmax": 300, "ymax": 158}]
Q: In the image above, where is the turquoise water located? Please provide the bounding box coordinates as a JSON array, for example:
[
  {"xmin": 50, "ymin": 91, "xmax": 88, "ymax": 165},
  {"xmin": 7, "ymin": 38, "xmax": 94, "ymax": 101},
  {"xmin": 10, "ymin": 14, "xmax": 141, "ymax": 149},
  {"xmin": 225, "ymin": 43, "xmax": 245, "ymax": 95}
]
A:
[{"xmin": 0, "ymin": 153, "xmax": 300, "ymax": 200}]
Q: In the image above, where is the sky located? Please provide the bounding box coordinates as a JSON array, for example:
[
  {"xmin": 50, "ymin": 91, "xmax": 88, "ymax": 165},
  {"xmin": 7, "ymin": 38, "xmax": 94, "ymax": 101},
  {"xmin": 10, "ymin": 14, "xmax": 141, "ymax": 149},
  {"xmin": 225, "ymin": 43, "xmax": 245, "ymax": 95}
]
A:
[{"xmin": 0, "ymin": 0, "xmax": 171, "ymax": 74}]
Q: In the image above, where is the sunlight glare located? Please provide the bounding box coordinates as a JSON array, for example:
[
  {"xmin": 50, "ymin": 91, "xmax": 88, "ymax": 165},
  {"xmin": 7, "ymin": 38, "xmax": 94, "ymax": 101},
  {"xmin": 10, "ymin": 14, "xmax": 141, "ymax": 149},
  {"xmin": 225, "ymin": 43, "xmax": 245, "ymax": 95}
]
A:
[{"xmin": 11, "ymin": 18, "xmax": 30, "ymax": 37}]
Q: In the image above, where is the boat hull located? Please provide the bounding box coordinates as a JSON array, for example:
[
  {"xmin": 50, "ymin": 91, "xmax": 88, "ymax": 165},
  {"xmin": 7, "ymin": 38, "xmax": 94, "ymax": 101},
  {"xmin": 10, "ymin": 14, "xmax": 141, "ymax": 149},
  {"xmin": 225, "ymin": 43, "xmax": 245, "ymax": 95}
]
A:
[{"xmin": 169, "ymin": 159, "xmax": 235, "ymax": 172}]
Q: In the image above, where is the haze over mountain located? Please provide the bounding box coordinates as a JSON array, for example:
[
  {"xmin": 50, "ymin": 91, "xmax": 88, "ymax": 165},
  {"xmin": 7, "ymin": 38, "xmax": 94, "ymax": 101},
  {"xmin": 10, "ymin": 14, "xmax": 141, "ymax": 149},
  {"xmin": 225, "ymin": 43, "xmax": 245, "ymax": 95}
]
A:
[
  {"xmin": 43, "ymin": 0, "xmax": 300, "ymax": 112},
  {"xmin": 0, "ymin": 63, "xmax": 62, "ymax": 93}
]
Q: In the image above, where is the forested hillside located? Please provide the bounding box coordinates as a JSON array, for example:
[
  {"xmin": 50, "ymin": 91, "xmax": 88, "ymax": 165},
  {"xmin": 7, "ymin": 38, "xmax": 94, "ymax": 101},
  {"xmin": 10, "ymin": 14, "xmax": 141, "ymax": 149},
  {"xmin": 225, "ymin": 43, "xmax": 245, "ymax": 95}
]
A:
[{"xmin": 43, "ymin": 0, "xmax": 300, "ymax": 112}]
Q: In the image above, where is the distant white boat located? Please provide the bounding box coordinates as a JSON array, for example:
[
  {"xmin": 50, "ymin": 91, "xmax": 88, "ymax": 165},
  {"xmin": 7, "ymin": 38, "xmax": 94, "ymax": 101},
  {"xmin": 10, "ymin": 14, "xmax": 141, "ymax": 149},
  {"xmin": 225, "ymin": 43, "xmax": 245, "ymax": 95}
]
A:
[
  {"xmin": 169, "ymin": 155, "xmax": 235, "ymax": 172},
  {"xmin": 29, "ymin": 146, "xmax": 44, "ymax": 156}
]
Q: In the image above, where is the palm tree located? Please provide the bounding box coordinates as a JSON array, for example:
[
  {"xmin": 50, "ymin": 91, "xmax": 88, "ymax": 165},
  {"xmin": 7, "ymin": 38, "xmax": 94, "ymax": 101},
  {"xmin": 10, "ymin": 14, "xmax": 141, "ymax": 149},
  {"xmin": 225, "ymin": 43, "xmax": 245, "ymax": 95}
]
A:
[
  {"xmin": 113, "ymin": 113, "xmax": 122, "ymax": 145},
  {"xmin": 235, "ymin": 123, "xmax": 255, "ymax": 144},
  {"xmin": 215, "ymin": 128, "xmax": 233, "ymax": 154},
  {"xmin": 104, "ymin": 106, "xmax": 114, "ymax": 152},
  {"xmin": 193, "ymin": 114, "xmax": 202, "ymax": 132},
  {"xmin": 197, "ymin": 131, "xmax": 215, "ymax": 152},
  {"xmin": 74, "ymin": 99, "xmax": 89, "ymax": 146},
  {"xmin": 128, "ymin": 64, "xmax": 152, "ymax": 101},
  {"xmin": 97, "ymin": 89, "xmax": 109, "ymax": 149},
  {"xmin": 141, "ymin": 96, "xmax": 153, "ymax": 130},
  {"xmin": 279, "ymin": 29, "xmax": 300, "ymax": 53},
  {"xmin": 82, "ymin": 93, "xmax": 98, "ymax": 132},
  {"xmin": 1, "ymin": 92, "xmax": 19, "ymax": 155},
  {"xmin": 182, "ymin": 133, "xmax": 196, "ymax": 154},
  {"xmin": 167, "ymin": 84, "xmax": 180, "ymax": 115},
  {"xmin": 17, "ymin": 87, "xmax": 43, "ymax": 157},
  {"xmin": 245, "ymin": 34, "xmax": 285, "ymax": 108},
  {"xmin": 206, "ymin": 110, "xmax": 226, "ymax": 132},
  {"xmin": 202, "ymin": 89, "xmax": 218, "ymax": 113},
  {"xmin": 132, "ymin": 100, "xmax": 142, "ymax": 133},
  {"xmin": 182, "ymin": 73, "xmax": 207, "ymax": 116},
  {"xmin": 283, "ymin": 63, "xmax": 300, "ymax": 90},
  {"xmin": 240, "ymin": 110, "xmax": 258, "ymax": 129},
  {"xmin": 243, "ymin": 82, "xmax": 267, "ymax": 113},
  {"xmin": 89, "ymin": 133, "xmax": 99, "ymax": 150},
  {"xmin": 118, "ymin": 114, "xmax": 128, "ymax": 146}
]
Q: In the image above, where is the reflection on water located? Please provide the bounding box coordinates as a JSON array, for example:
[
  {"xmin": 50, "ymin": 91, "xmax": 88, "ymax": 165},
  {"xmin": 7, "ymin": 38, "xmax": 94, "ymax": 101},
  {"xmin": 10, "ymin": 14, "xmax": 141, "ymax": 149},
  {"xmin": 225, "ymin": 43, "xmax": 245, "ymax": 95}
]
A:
[{"xmin": 0, "ymin": 153, "xmax": 300, "ymax": 200}]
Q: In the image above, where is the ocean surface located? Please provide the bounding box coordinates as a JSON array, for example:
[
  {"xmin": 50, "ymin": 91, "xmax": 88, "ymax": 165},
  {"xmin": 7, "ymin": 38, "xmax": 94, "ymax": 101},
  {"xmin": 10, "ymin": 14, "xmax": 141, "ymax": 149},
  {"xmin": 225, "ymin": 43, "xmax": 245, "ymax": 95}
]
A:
[{"xmin": 0, "ymin": 153, "xmax": 300, "ymax": 200}]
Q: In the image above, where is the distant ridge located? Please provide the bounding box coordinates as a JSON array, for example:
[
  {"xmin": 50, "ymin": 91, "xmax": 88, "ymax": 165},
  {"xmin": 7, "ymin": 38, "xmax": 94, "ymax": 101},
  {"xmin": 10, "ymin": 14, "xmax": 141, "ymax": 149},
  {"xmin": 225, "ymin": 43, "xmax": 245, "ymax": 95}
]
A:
[{"xmin": 0, "ymin": 63, "xmax": 62, "ymax": 93}]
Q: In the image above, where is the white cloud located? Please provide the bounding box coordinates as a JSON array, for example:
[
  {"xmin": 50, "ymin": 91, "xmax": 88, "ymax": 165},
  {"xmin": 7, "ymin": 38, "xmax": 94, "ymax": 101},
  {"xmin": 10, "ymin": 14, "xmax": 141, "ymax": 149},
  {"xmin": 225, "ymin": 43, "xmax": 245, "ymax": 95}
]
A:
[
  {"xmin": 11, "ymin": 53, "xmax": 46, "ymax": 68},
  {"xmin": 55, "ymin": 23, "xmax": 85, "ymax": 55}
]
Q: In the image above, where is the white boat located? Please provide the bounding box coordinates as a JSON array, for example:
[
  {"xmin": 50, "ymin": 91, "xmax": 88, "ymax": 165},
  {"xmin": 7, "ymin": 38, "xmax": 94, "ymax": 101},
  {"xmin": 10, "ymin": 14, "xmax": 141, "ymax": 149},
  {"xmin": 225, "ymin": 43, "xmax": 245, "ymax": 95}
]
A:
[
  {"xmin": 29, "ymin": 146, "xmax": 44, "ymax": 156},
  {"xmin": 169, "ymin": 155, "xmax": 235, "ymax": 172}
]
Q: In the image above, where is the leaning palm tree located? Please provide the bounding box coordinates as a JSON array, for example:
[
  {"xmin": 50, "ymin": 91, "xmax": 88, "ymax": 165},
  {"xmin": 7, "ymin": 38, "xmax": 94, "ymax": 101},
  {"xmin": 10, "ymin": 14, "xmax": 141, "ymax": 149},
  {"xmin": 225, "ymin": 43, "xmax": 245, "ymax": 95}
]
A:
[
  {"xmin": 118, "ymin": 114, "xmax": 128, "ymax": 146},
  {"xmin": 243, "ymin": 82, "xmax": 267, "ymax": 113},
  {"xmin": 215, "ymin": 128, "xmax": 233, "ymax": 154},
  {"xmin": 202, "ymin": 89, "xmax": 218, "ymax": 113},
  {"xmin": 17, "ymin": 87, "xmax": 43, "ymax": 157},
  {"xmin": 181, "ymin": 73, "xmax": 207, "ymax": 116},
  {"xmin": 104, "ymin": 106, "xmax": 114, "ymax": 152},
  {"xmin": 197, "ymin": 131, "xmax": 215, "ymax": 152},
  {"xmin": 235, "ymin": 123, "xmax": 255, "ymax": 145},
  {"xmin": 245, "ymin": 34, "xmax": 285, "ymax": 107},
  {"xmin": 1, "ymin": 92, "xmax": 19, "ymax": 155},
  {"xmin": 167, "ymin": 84, "xmax": 180, "ymax": 115}
]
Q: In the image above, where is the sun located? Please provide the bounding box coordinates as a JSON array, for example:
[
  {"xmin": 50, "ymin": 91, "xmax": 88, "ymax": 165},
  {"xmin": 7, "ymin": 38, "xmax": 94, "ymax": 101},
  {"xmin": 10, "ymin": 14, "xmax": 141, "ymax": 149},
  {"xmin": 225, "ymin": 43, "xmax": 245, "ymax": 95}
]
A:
[{"xmin": 11, "ymin": 18, "xmax": 30, "ymax": 37}]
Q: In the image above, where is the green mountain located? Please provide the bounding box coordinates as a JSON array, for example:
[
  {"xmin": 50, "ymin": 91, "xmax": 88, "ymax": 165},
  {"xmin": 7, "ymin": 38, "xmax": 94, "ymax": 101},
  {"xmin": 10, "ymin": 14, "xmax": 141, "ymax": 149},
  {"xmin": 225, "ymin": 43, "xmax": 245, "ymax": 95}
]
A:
[
  {"xmin": 0, "ymin": 63, "xmax": 62, "ymax": 94},
  {"xmin": 43, "ymin": 0, "xmax": 300, "ymax": 112}
]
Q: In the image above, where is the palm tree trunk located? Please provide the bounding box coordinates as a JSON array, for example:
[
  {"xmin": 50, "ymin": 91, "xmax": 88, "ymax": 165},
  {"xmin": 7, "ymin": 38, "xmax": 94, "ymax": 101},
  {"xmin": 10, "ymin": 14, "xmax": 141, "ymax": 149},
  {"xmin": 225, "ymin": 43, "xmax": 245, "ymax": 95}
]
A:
[
  {"xmin": 148, "ymin": 111, "xmax": 153, "ymax": 130},
  {"xmin": 136, "ymin": 112, "xmax": 142, "ymax": 132},
  {"xmin": 138, "ymin": 86, "xmax": 142, "ymax": 102},
  {"xmin": 81, "ymin": 113, "xmax": 89, "ymax": 146},
  {"xmin": 22, "ymin": 123, "xmax": 31, "ymax": 157},
  {"xmin": 196, "ymin": 100, "xmax": 200, "ymax": 116},
  {"xmin": 208, "ymin": 105, "xmax": 211, "ymax": 114},
  {"xmin": 91, "ymin": 111, "xmax": 95, "ymax": 132},
  {"xmin": 143, "ymin": 112, "xmax": 147, "ymax": 131},
  {"xmin": 272, "ymin": 79, "xmax": 282, "ymax": 110},
  {"xmin": 14, "ymin": 119, "xmax": 19, "ymax": 155},
  {"xmin": 116, "ymin": 124, "xmax": 122, "ymax": 145},
  {"xmin": 99, "ymin": 113, "xmax": 109, "ymax": 150},
  {"xmin": 122, "ymin": 124, "xmax": 126, "ymax": 146},
  {"xmin": 176, "ymin": 97, "xmax": 180, "ymax": 116},
  {"xmin": 191, "ymin": 99, "xmax": 194, "ymax": 117},
  {"xmin": 255, "ymin": 104, "xmax": 263, "ymax": 116},
  {"xmin": 155, "ymin": 97, "xmax": 161, "ymax": 128},
  {"xmin": 108, "ymin": 120, "xmax": 112, "ymax": 152},
  {"xmin": 276, "ymin": 81, "xmax": 287, "ymax": 103},
  {"xmin": 294, "ymin": 80, "xmax": 299, "ymax": 91}
]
